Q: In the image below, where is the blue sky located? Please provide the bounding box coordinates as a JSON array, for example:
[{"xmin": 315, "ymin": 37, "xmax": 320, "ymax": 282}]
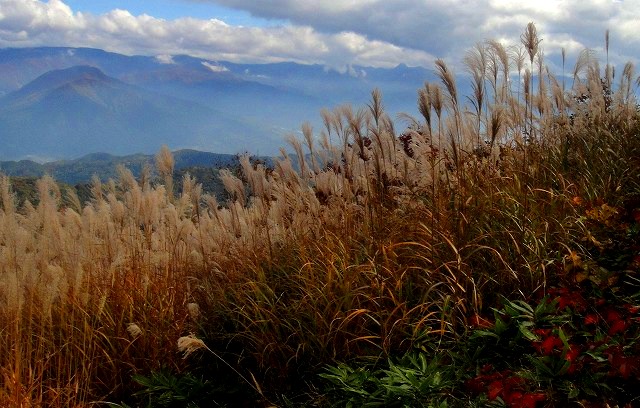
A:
[
  {"xmin": 61, "ymin": 0, "xmax": 283, "ymax": 26},
  {"xmin": 0, "ymin": 0, "xmax": 638, "ymax": 70}
]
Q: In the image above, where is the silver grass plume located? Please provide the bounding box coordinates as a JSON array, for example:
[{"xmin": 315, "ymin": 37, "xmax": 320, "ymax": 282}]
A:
[
  {"xmin": 177, "ymin": 334, "xmax": 207, "ymax": 358},
  {"xmin": 127, "ymin": 323, "xmax": 143, "ymax": 338},
  {"xmin": 520, "ymin": 22, "xmax": 542, "ymax": 68},
  {"xmin": 156, "ymin": 145, "xmax": 175, "ymax": 201},
  {"xmin": 435, "ymin": 59, "xmax": 458, "ymax": 110},
  {"xmin": 418, "ymin": 83, "xmax": 432, "ymax": 135}
]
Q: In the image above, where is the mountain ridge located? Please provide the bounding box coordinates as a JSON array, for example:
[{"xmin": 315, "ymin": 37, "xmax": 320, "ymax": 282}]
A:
[
  {"xmin": 0, "ymin": 46, "xmax": 436, "ymax": 161},
  {"xmin": 0, "ymin": 65, "xmax": 265, "ymax": 160},
  {"xmin": 0, "ymin": 149, "xmax": 247, "ymax": 185}
]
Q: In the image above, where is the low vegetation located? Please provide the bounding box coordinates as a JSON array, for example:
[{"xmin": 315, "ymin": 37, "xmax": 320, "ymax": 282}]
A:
[{"xmin": 0, "ymin": 24, "xmax": 638, "ymax": 407}]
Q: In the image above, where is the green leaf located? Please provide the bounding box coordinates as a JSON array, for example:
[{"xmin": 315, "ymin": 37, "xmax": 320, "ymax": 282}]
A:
[
  {"xmin": 566, "ymin": 381, "xmax": 580, "ymax": 399},
  {"xmin": 493, "ymin": 316, "xmax": 508, "ymax": 335},
  {"xmin": 470, "ymin": 330, "xmax": 500, "ymax": 340},
  {"xmin": 518, "ymin": 323, "xmax": 538, "ymax": 341},
  {"xmin": 557, "ymin": 327, "xmax": 570, "ymax": 351}
]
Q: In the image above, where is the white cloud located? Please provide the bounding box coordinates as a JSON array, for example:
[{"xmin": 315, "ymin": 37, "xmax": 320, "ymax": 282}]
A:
[
  {"xmin": 195, "ymin": 0, "xmax": 640, "ymax": 66},
  {"xmin": 155, "ymin": 54, "xmax": 175, "ymax": 64},
  {"xmin": 0, "ymin": 0, "xmax": 434, "ymax": 68},
  {"xmin": 201, "ymin": 61, "xmax": 228, "ymax": 72},
  {"xmin": 0, "ymin": 0, "xmax": 639, "ymax": 70}
]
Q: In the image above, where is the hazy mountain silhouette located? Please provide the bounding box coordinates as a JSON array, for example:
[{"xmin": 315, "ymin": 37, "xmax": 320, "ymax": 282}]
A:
[
  {"xmin": 0, "ymin": 65, "xmax": 265, "ymax": 160},
  {"xmin": 0, "ymin": 149, "xmax": 246, "ymax": 185},
  {"xmin": 0, "ymin": 47, "xmax": 436, "ymax": 161}
]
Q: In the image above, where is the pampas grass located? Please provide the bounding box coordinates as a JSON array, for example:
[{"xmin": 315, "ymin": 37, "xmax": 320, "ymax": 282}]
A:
[{"xmin": 0, "ymin": 23, "xmax": 638, "ymax": 406}]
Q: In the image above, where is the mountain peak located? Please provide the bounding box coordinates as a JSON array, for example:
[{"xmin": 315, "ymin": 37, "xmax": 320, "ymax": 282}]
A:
[
  {"xmin": 30, "ymin": 65, "xmax": 112, "ymax": 88},
  {"xmin": 4, "ymin": 65, "xmax": 113, "ymax": 100}
]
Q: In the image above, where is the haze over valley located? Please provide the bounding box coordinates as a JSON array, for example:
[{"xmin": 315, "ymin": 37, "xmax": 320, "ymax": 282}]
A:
[{"xmin": 0, "ymin": 46, "xmax": 432, "ymax": 161}]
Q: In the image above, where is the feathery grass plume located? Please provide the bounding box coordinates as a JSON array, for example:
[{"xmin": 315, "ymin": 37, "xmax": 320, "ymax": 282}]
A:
[
  {"xmin": 619, "ymin": 61, "xmax": 635, "ymax": 104},
  {"xmin": 187, "ymin": 302, "xmax": 200, "ymax": 319},
  {"xmin": 520, "ymin": 22, "xmax": 542, "ymax": 144},
  {"xmin": 487, "ymin": 39, "xmax": 510, "ymax": 102},
  {"xmin": 219, "ymin": 169, "xmax": 246, "ymax": 206},
  {"xmin": 127, "ymin": 323, "xmax": 143, "ymax": 338},
  {"xmin": 178, "ymin": 333, "xmax": 265, "ymax": 398},
  {"xmin": 36, "ymin": 174, "xmax": 61, "ymax": 209},
  {"xmin": 139, "ymin": 162, "xmax": 152, "ymax": 191},
  {"xmin": 428, "ymin": 82, "xmax": 445, "ymax": 156},
  {"xmin": 486, "ymin": 43, "xmax": 500, "ymax": 96},
  {"xmin": 489, "ymin": 106, "xmax": 504, "ymax": 150},
  {"xmin": 156, "ymin": 145, "xmax": 175, "ymax": 200},
  {"xmin": 90, "ymin": 174, "xmax": 103, "ymax": 203},
  {"xmin": 320, "ymin": 108, "xmax": 334, "ymax": 160},
  {"xmin": 368, "ymin": 88, "xmax": 384, "ymax": 127},
  {"xmin": 397, "ymin": 111, "xmax": 420, "ymax": 131},
  {"xmin": 561, "ymin": 47, "xmax": 567, "ymax": 91},
  {"xmin": 435, "ymin": 59, "xmax": 458, "ymax": 111},
  {"xmin": 547, "ymin": 70, "xmax": 568, "ymax": 131},
  {"xmin": 301, "ymin": 121, "xmax": 319, "ymax": 174},
  {"xmin": 181, "ymin": 172, "xmax": 198, "ymax": 206},
  {"xmin": 464, "ymin": 43, "xmax": 486, "ymax": 145},
  {"xmin": 177, "ymin": 334, "xmax": 207, "ymax": 358},
  {"xmin": 605, "ymin": 29, "xmax": 612, "ymax": 88},
  {"xmin": 342, "ymin": 105, "xmax": 371, "ymax": 174},
  {"xmin": 510, "ymin": 45, "xmax": 527, "ymax": 114},
  {"xmin": 523, "ymin": 69, "xmax": 532, "ymax": 123},
  {"xmin": 573, "ymin": 48, "xmax": 595, "ymax": 85},
  {"xmin": 332, "ymin": 105, "xmax": 348, "ymax": 142},
  {"xmin": 418, "ymin": 83, "xmax": 432, "ymax": 135},
  {"xmin": 0, "ymin": 175, "xmax": 16, "ymax": 215},
  {"xmin": 63, "ymin": 185, "xmax": 83, "ymax": 213},
  {"xmin": 520, "ymin": 22, "xmax": 541, "ymax": 68},
  {"xmin": 321, "ymin": 107, "xmax": 333, "ymax": 140},
  {"xmin": 287, "ymin": 132, "xmax": 308, "ymax": 178},
  {"xmin": 429, "ymin": 83, "xmax": 444, "ymax": 122},
  {"xmin": 240, "ymin": 155, "xmax": 270, "ymax": 203},
  {"xmin": 434, "ymin": 58, "xmax": 462, "ymax": 170},
  {"xmin": 536, "ymin": 51, "xmax": 547, "ymax": 119}
]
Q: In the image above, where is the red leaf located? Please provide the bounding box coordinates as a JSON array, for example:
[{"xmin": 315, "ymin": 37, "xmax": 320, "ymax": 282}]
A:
[
  {"xmin": 566, "ymin": 346, "xmax": 580, "ymax": 362},
  {"xmin": 487, "ymin": 380, "xmax": 504, "ymax": 400},
  {"xmin": 584, "ymin": 314, "xmax": 599, "ymax": 326},
  {"xmin": 537, "ymin": 335, "xmax": 563, "ymax": 355},
  {"xmin": 504, "ymin": 390, "xmax": 523, "ymax": 405},
  {"xmin": 605, "ymin": 308, "xmax": 622, "ymax": 324},
  {"xmin": 619, "ymin": 361, "xmax": 632, "ymax": 379},
  {"xmin": 608, "ymin": 319, "xmax": 627, "ymax": 336},
  {"xmin": 519, "ymin": 393, "xmax": 546, "ymax": 408},
  {"xmin": 623, "ymin": 304, "xmax": 640, "ymax": 315},
  {"xmin": 533, "ymin": 328, "xmax": 551, "ymax": 337}
]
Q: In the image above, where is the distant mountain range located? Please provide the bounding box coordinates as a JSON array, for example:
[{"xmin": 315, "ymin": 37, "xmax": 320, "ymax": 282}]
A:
[
  {"xmin": 0, "ymin": 149, "xmax": 243, "ymax": 185},
  {"xmin": 0, "ymin": 47, "xmax": 436, "ymax": 161}
]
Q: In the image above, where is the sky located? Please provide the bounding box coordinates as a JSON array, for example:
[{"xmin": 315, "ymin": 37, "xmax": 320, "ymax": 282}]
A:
[{"xmin": 0, "ymin": 0, "xmax": 638, "ymax": 71}]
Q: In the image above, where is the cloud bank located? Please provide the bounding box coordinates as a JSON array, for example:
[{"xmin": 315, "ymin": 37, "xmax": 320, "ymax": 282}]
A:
[
  {"xmin": 0, "ymin": 0, "xmax": 638, "ymax": 70},
  {"xmin": 0, "ymin": 0, "xmax": 434, "ymax": 68}
]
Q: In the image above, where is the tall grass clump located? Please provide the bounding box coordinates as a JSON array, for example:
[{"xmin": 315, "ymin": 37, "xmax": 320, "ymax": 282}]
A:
[{"xmin": 0, "ymin": 23, "xmax": 638, "ymax": 406}]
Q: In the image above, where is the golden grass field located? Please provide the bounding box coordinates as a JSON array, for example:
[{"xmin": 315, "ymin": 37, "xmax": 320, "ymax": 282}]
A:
[{"xmin": 1, "ymin": 24, "xmax": 639, "ymax": 406}]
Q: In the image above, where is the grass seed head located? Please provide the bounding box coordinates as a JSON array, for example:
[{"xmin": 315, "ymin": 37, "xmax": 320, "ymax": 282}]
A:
[
  {"xmin": 177, "ymin": 335, "xmax": 207, "ymax": 358},
  {"xmin": 127, "ymin": 323, "xmax": 143, "ymax": 338}
]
